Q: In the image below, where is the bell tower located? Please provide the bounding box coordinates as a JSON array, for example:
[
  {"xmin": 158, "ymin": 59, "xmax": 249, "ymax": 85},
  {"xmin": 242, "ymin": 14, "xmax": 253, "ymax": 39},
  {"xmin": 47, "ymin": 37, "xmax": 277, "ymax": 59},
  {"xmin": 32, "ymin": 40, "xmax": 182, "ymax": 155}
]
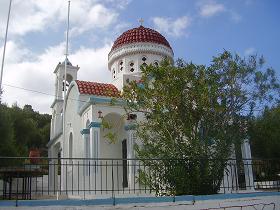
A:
[{"xmin": 50, "ymin": 58, "xmax": 79, "ymax": 139}]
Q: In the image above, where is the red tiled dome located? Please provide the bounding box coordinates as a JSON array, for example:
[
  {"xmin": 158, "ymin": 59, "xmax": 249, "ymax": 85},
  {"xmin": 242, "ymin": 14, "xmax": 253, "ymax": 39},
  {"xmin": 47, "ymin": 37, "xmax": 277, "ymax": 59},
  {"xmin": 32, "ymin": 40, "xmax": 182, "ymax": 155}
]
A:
[
  {"xmin": 110, "ymin": 26, "xmax": 172, "ymax": 53},
  {"xmin": 76, "ymin": 80, "xmax": 121, "ymax": 97}
]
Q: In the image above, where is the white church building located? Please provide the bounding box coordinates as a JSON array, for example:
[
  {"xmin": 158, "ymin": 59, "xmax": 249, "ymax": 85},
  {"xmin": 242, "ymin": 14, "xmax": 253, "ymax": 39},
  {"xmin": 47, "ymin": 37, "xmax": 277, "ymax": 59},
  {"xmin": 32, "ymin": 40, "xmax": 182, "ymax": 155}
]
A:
[
  {"xmin": 47, "ymin": 25, "xmax": 174, "ymax": 194},
  {"xmin": 47, "ymin": 25, "xmax": 253, "ymax": 195}
]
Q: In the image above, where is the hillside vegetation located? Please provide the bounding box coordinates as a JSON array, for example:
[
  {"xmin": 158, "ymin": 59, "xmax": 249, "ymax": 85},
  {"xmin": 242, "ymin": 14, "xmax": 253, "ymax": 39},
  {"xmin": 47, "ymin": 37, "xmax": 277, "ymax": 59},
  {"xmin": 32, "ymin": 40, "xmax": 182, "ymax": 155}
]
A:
[{"xmin": 0, "ymin": 103, "xmax": 51, "ymax": 157}]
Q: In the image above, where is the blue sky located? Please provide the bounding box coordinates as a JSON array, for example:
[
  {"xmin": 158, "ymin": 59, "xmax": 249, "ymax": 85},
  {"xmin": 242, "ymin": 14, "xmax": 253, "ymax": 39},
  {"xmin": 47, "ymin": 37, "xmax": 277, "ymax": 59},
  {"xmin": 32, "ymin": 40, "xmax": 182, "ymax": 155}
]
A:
[{"xmin": 0, "ymin": 0, "xmax": 279, "ymax": 113}]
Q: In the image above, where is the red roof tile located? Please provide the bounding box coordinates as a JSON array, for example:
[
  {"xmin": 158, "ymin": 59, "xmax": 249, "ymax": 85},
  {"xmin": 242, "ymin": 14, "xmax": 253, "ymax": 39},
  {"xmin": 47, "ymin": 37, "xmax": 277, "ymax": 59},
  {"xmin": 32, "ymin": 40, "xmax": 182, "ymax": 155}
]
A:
[
  {"xmin": 110, "ymin": 26, "xmax": 172, "ymax": 53},
  {"xmin": 76, "ymin": 80, "xmax": 121, "ymax": 97}
]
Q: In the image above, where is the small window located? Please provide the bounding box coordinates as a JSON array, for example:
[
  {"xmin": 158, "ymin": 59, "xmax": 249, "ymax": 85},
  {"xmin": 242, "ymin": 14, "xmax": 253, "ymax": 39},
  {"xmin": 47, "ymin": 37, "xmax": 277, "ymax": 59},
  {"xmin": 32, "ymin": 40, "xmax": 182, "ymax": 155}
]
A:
[
  {"xmin": 112, "ymin": 68, "xmax": 116, "ymax": 79},
  {"xmin": 119, "ymin": 60, "xmax": 123, "ymax": 72},
  {"xmin": 141, "ymin": 56, "xmax": 147, "ymax": 67},
  {"xmin": 154, "ymin": 61, "xmax": 159, "ymax": 66},
  {"xmin": 129, "ymin": 62, "xmax": 134, "ymax": 72}
]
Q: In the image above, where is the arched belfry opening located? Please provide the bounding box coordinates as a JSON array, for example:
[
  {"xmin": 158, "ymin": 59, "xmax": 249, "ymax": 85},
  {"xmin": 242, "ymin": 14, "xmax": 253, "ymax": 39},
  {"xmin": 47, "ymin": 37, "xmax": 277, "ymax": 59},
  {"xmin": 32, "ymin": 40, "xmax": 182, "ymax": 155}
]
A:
[{"xmin": 62, "ymin": 74, "xmax": 73, "ymax": 93}]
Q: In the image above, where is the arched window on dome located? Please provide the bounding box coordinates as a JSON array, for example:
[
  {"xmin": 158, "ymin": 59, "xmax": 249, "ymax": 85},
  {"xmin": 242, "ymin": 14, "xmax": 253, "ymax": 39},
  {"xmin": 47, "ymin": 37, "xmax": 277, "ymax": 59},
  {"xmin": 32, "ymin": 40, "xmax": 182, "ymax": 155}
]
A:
[
  {"xmin": 154, "ymin": 60, "xmax": 159, "ymax": 67},
  {"xmin": 141, "ymin": 56, "xmax": 147, "ymax": 68},
  {"xmin": 129, "ymin": 61, "xmax": 134, "ymax": 72},
  {"xmin": 112, "ymin": 68, "xmax": 116, "ymax": 79},
  {"xmin": 119, "ymin": 60, "xmax": 124, "ymax": 73}
]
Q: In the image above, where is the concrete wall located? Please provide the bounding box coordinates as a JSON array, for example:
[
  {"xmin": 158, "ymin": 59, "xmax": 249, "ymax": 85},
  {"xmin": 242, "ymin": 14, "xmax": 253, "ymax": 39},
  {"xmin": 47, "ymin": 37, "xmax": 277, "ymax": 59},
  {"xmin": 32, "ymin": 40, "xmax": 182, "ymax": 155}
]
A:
[{"xmin": 1, "ymin": 193, "xmax": 280, "ymax": 210}]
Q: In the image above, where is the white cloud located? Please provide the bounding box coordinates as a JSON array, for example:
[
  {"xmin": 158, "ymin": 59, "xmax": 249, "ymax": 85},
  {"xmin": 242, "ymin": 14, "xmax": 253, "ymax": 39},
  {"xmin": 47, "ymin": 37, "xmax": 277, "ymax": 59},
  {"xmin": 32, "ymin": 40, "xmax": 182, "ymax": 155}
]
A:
[
  {"xmin": 0, "ymin": 0, "xmax": 121, "ymax": 39},
  {"xmin": 244, "ymin": 47, "xmax": 256, "ymax": 56},
  {"xmin": 69, "ymin": 4, "xmax": 118, "ymax": 36},
  {"xmin": 0, "ymin": 0, "xmax": 132, "ymax": 113},
  {"xmin": 199, "ymin": 1, "xmax": 225, "ymax": 17},
  {"xmin": 1, "ymin": 41, "xmax": 112, "ymax": 113},
  {"xmin": 152, "ymin": 16, "xmax": 191, "ymax": 37}
]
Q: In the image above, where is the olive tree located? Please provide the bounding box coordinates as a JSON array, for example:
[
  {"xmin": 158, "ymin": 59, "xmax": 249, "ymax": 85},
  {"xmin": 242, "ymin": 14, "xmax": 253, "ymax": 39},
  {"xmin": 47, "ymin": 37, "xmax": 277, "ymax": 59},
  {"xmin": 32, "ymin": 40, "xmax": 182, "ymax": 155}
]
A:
[{"xmin": 122, "ymin": 51, "xmax": 279, "ymax": 195}]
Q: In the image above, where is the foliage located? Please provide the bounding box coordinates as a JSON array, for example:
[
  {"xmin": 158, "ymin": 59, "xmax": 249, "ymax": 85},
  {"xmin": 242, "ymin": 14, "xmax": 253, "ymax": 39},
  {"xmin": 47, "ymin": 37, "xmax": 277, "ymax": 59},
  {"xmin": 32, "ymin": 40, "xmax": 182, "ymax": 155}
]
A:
[
  {"xmin": 0, "ymin": 103, "xmax": 51, "ymax": 156},
  {"xmin": 122, "ymin": 50, "xmax": 279, "ymax": 195},
  {"xmin": 249, "ymin": 105, "xmax": 280, "ymax": 158},
  {"xmin": 0, "ymin": 104, "xmax": 17, "ymax": 156}
]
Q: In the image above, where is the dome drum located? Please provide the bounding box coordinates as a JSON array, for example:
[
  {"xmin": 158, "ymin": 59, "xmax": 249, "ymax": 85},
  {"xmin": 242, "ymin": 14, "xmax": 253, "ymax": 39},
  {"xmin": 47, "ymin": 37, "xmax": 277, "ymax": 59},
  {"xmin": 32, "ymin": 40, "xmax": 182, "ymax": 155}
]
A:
[
  {"xmin": 108, "ymin": 26, "xmax": 174, "ymax": 69},
  {"xmin": 108, "ymin": 42, "xmax": 173, "ymax": 69}
]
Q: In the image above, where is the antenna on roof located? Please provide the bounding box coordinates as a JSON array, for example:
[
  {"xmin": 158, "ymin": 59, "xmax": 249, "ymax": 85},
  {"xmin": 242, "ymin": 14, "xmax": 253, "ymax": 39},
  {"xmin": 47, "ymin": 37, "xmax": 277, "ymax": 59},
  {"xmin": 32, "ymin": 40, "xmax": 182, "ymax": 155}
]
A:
[
  {"xmin": 63, "ymin": 1, "xmax": 70, "ymax": 163},
  {"xmin": 138, "ymin": 18, "xmax": 144, "ymax": 26},
  {"xmin": 0, "ymin": 0, "xmax": 12, "ymax": 102}
]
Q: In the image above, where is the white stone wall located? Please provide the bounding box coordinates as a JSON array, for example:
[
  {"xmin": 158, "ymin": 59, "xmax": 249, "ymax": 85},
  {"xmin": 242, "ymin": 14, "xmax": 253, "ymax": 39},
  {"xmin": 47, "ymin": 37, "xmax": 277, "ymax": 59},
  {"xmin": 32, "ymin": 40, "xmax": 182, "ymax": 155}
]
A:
[
  {"xmin": 64, "ymin": 84, "xmax": 83, "ymax": 159},
  {"xmin": 108, "ymin": 42, "xmax": 174, "ymax": 90}
]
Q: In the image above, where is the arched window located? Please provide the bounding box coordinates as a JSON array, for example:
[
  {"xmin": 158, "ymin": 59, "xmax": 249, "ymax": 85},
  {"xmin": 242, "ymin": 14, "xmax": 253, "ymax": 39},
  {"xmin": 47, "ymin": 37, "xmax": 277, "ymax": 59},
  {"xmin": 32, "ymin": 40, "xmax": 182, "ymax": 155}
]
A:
[
  {"xmin": 141, "ymin": 56, "xmax": 147, "ymax": 68},
  {"xmin": 63, "ymin": 74, "xmax": 73, "ymax": 92},
  {"xmin": 154, "ymin": 60, "xmax": 159, "ymax": 67},
  {"xmin": 119, "ymin": 60, "xmax": 124, "ymax": 72},
  {"xmin": 129, "ymin": 61, "xmax": 134, "ymax": 72},
  {"xmin": 112, "ymin": 68, "xmax": 116, "ymax": 79}
]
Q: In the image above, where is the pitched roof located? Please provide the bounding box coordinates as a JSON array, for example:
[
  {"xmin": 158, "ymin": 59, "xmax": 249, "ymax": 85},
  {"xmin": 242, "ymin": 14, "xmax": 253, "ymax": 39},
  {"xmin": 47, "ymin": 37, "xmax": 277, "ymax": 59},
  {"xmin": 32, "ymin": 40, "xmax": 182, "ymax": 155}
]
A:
[
  {"xmin": 75, "ymin": 80, "xmax": 121, "ymax": 97},
  {"xmin": 110, "ymin": 26, "xmax": 172, "ymax": 53}
]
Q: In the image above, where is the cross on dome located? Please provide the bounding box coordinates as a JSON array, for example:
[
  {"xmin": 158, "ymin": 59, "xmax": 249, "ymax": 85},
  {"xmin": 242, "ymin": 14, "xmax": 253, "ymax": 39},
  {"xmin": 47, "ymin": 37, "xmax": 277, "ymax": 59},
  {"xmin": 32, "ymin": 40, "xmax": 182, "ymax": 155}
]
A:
[{"xmin": 138, "ymin": 18, "xmax": 144, "ymax": 26}]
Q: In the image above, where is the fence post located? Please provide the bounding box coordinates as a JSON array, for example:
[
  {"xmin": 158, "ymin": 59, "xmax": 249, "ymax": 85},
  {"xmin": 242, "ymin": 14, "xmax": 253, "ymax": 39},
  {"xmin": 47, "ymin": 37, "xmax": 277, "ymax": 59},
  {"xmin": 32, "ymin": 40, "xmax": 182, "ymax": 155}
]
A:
[
  {"xmin": 16, "ymin": 172, "xmax": 18, "ymax": 207},
  {"xmin": 112, "ymin": 159, "xmax": 115, "ymax": 206}
]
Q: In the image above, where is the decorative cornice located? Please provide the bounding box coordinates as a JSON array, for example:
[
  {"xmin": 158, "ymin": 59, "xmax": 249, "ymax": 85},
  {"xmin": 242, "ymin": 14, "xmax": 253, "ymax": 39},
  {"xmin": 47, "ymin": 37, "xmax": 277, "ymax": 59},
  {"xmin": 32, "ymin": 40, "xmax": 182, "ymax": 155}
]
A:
[
  {"xmin": 78, "ymin": 96, "xmax": 125, "ymax": 116},
  {"xmin": 80, "ymin": 128, "xmax": 90, "ymax": 135},
  {"xmin": 88, "ymin": 122, "xmax": 101, "ymax": 128},
  {"xmin": 54, "ymin": 63, "xmax": 79, "ymax": 74}
]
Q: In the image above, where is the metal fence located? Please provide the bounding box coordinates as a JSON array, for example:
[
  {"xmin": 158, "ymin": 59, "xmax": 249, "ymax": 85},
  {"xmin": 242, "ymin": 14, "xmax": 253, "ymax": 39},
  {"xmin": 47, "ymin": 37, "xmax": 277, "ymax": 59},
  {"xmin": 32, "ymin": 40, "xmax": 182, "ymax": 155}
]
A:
[{"xmin": 0, "ymin": 157, "xmax": 279, "ymax": 200}]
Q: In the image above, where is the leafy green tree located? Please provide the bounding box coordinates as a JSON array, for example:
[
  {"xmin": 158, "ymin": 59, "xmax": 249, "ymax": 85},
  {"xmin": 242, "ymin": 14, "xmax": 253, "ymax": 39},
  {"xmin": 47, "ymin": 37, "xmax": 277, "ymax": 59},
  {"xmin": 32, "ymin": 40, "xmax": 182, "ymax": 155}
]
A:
[
  {"xmin": 0, "ymin": 104, "xmax": 17, "ymax": 156},
  {"xmin": 249, "ymin": 105, "xmax": 280, "ymax": 158},
  {"xmin": 0, "ymin": 103, "xmax": 51, "ymax": 156},
  {"xmin": 123, "ymin": 51, "xmax": 279, "ymax": 195}
]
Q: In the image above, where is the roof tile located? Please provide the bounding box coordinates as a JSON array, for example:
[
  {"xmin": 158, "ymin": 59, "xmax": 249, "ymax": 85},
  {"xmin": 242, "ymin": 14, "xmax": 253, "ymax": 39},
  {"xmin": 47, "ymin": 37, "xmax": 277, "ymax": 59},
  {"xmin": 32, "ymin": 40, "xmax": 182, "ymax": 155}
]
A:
[
  {"xmin": 76, "ymin": 80, "xmax": 121, "ymax": 98},
  {"xmin": 110, "ymin": 26, "xmax": 172, "ymax": 53}
]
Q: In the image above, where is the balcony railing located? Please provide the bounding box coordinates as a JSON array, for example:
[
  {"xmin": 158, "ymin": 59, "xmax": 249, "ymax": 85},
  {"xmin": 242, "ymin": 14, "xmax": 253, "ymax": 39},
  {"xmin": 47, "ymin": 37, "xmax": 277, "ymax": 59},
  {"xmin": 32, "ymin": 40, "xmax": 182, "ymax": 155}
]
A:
[{"xmin": 0, "ymin": 157, "xmax": 279, "ymax": 200}]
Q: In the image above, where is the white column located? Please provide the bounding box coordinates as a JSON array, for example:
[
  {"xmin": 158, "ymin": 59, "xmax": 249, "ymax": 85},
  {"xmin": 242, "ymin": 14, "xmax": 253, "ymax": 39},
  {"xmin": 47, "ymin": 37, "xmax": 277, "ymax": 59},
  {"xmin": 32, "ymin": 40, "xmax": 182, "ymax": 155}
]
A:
[
  {"xmin": 127, "ymin": 129, "xmax": 136, "ymax": 190},
  {"xmin": 241, "ymin": 139, "xmax": 254, "ymax": 191},
  {"xmin": 49, "ymin": 144, "xmax": 59, "ymax": 193},
  {"xmin": 222, "ymin": 145, "xmax": 239, "ymax": 193},
  {"xmin": 48, "ymin": 148, "xmax": 54, "ymax": 194},
  {"xmin": 90, "ymin": 127, "xmax": 100, "ymax": 159},
  {"xmin": 90, "ymin": 125, "xmax": 101, "ymax": 192}
]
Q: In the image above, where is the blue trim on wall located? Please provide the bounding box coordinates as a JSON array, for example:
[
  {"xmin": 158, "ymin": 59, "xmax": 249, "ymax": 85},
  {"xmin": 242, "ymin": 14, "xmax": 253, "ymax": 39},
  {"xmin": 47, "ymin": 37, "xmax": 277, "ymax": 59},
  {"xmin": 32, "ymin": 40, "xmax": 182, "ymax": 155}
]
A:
[
  {"xmin": 89, "ymin": 96, "xmax": 124, "ymax": 106},
  {"xmin": 88, "ymin": 121, "xmax": 101, "ymax": 128},
  {"xmin": 80, "ymin": 128, "xmax": 90, "ymax": 135},
  {"xmin": 1, "ymin": 191, "xmax": 279, "ymax": 207},
  {"xmin": 124, "ymin": 124, "xmax": 136, "ymax": 131}
]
